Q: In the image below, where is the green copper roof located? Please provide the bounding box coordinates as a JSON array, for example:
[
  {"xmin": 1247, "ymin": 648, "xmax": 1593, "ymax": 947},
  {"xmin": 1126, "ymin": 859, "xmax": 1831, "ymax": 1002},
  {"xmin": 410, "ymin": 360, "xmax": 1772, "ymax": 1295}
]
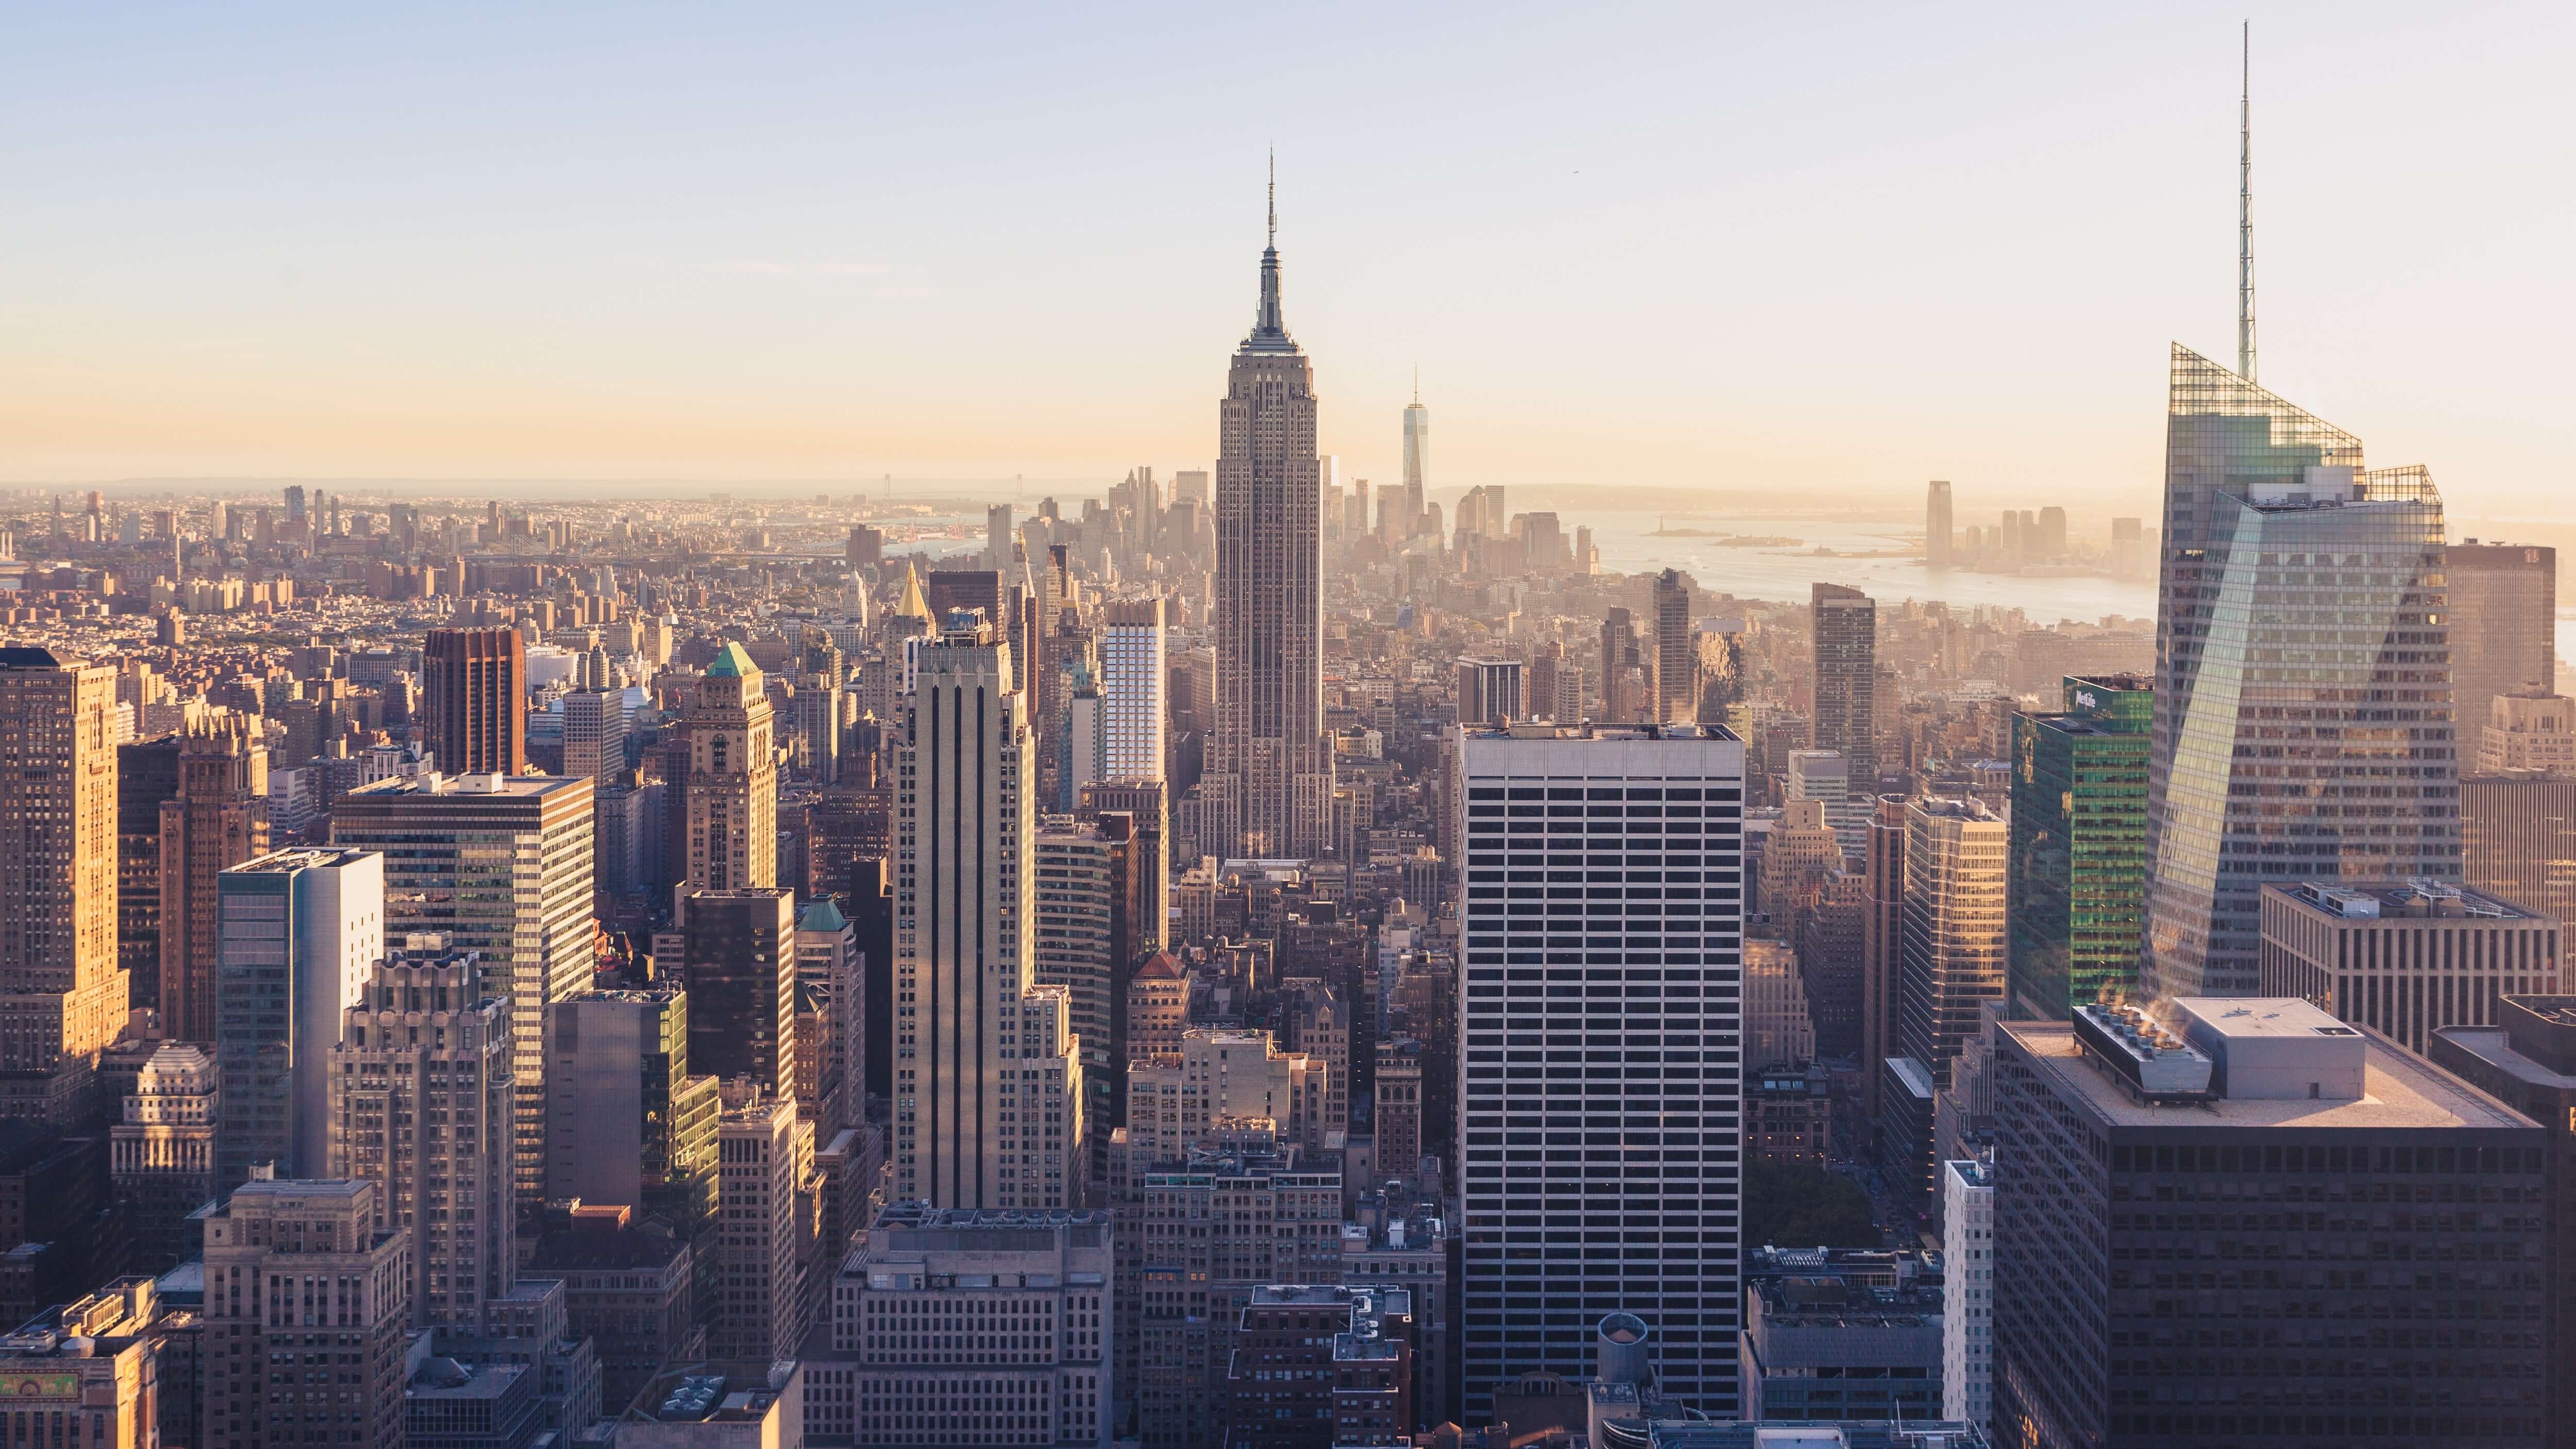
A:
[
  {"xmin": 799, "ymin": 898, "xmax": 849, "ymax": 932},
  {"xmin": 706, "ymin": 642, "xmax": 758, "ymax": 678}
]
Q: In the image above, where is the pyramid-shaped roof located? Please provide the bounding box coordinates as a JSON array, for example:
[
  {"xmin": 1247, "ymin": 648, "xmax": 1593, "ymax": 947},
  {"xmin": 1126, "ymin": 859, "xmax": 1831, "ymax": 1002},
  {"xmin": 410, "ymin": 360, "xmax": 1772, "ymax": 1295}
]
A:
[
  {"xmin": 893, "ymin": 563, "xmax": 931, "ymax": 619},
  {"xmin": 799, "ymin": 897, "xmax": 849, "ymax": 933},
  {"xmin": 705, "ymin": 642, "xmax": 758, "ymax": 679}
]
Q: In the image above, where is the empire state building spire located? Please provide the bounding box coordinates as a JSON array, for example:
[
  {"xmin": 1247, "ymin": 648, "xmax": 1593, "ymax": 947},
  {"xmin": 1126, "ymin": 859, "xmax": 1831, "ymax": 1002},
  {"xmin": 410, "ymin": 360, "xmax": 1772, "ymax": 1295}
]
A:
[
  {"xmin": 1244, "ymin": 153, "xmax": 1297, "ymax": 355},
  {"xmin": 1205, "ymin": 152, "xmax": 1330, "ymax": 860}
]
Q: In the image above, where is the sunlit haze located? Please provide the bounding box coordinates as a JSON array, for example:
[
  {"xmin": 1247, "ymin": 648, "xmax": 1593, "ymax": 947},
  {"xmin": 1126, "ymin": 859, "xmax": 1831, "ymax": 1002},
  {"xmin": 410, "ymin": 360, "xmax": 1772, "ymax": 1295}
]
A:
[{"xmin": 6, "ymin": 2, "xmax": 2572, "ymax": 516}]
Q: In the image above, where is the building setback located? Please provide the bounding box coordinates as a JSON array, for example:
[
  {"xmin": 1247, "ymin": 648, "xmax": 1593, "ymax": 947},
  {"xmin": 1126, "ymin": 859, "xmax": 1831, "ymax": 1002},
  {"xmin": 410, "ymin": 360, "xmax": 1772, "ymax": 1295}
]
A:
[
  {"xmin": 215, "ymin": 848, "xmax": 384, "ymax": 1189},
  {"xmin": 2260, "ymin": 881, "xmax": 2561, "ymax": 1054},
  {"xmin": 422, "ymin": 627, "xmax": 527, "ymax": 776}
]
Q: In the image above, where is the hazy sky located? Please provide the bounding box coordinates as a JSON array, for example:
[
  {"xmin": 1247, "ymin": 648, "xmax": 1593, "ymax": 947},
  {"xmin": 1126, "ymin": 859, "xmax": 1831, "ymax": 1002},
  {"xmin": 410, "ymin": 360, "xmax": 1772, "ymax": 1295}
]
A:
[{"xmin": 5, "ymin": 2, "xmax": 2570, "ymax": 518}]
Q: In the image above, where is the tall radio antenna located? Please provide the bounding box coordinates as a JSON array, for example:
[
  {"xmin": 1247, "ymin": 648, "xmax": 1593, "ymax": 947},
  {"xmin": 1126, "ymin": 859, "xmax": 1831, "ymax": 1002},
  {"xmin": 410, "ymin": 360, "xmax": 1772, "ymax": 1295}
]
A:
[{"xmin": 2238, "ymin": 21, "xmax": 2258, "ymax": 383}]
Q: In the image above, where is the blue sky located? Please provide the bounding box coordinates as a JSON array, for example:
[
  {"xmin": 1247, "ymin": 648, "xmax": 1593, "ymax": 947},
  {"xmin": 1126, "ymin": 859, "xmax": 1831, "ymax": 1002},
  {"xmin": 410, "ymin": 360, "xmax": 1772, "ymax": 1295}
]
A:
[{"xmin": 4, "ymin": 1, "xmax": 2570, "ymax": 517}]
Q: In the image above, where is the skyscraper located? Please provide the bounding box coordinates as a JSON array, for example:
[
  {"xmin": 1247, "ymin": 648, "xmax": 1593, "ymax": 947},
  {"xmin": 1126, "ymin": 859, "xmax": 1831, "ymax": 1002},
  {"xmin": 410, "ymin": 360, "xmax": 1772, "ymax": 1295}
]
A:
[
  {"xmin": 0, "ymin": 647, "xmax": 126, "ymax": 1127},
  {"xmin": 1896, "ymin": 798, "xmax": 2008, "ymax": 1092},
  {"xmin": 1653, "ymin": 568, "xmax": 1693, "ymax": 723},
  {"xmin": 1599, "ymin": 607, "xmax": 1648, "ymax": 724},
  {"xmin": 1810, "ymin": 584, "xmax": 1877, "ymax": 787},
  {"xmin": 544, "ymin": 986, "xmax": 718, "ymax": 1224},
  {"xmin": 204, "ymin": 1178, "xmax": 412, "ymax": 1449},
  {"xmin": 1209, "ymin": 173, "xmax": 1331, "ymax": 859},
  {"xmin": 214, "ymin": 847, "xmax": 384, "ymax": 1189},
  {"xmin": 159, "ymin": 719, "xmax": 270, "ymax": 1045},
  {"xmin": 679, "ymin": 887, "xmax": 799, "ymax": 1098},
  {"xmin": 894, "ymin": 615, "xmax": 1084, "ymax": 1209},
  {"xmin": 328, "ymin": 940, "xmax": 516, "ymax": 1328},
  {"xmin": 1402, "ymin": 379, "xmax": 1429, "ymax": 536},
  {"xmin": 332, "ymin": 772, "xmax": 595, "ymax": 1202},
  {"xmin": 115, "ymin": 734, "xmax": 181, "ymax": 1015},
  {"xmin": 1452, "ymin": 659, "xmax": 1526, "ymax": 728},
  {"xmin": 2007, "ymin": 674, "xmax": 2151, "ymax": 1018},
  {"xmin": 1859, "ymin": 795, "xmax": 1906, "ymax": 1121},
  {"xmin": 2447, "ymin": 541, "xmax": 2557, "ymax": 742},
  {"xmin": 1454, "ymin": 722, "xmax": 1747, "ymax": 1420},
  {"xmin": 1925, "ymin": 480, "xmax": 1954, "ymax": 567},
  {"xmin": 1991, "ymin": 998, "xmax": 2546, "ymax": 1448},
  {"xmin": 2143, "ymin": 346, "xmax": 2455, "ymax": 999},
  {"xmin": 422, "ymin": 626, "xmax": 526, "ymax": 775},
  {"xmin": 680, "ymin": 642, "xmax": 779, "ymax": 892},
  {"xmin": 111, "ymin": 1041, "xmax": 219, "ymax": 1272},
  {"xmin": 1101, "ymin": 596, "xmax": 1168, "ymax": 782}
]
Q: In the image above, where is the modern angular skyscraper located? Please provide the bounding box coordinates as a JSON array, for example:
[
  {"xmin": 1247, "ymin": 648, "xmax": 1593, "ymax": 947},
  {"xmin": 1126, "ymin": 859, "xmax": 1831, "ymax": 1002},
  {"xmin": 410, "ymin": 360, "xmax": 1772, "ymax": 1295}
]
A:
[
  {"xmin": 1209, "ymin": 177, "xmax": 1331, "ymax": 859},
  {"xmin": 680, "ymin": 642, "xmax": 779, "ymax": 892},
  {"xmin": 2143, "ymin": 346, "xmax": 2456, "ymax": 999},
  {"xmin": 422, "ymin": 626, "xmax": 526, "ymax": 775},
  {"xmin": 1925, "ymin": 480, "xmax": 1954, "ymax": 567},
  {"xmin": 1896, "ymin": 798, "xmax": 2008, "ymax": 1092},
  {"xmin": 1809, "ymin": 584, "xmax": 1877, "ymax": 787},
  {"xmin": 0, "ymin": 649, "xmax": 127, "ymax": 1128},
  {"xmin": 1453, "ymin": 722, "xmax": 1747, "ymax": 1420}
]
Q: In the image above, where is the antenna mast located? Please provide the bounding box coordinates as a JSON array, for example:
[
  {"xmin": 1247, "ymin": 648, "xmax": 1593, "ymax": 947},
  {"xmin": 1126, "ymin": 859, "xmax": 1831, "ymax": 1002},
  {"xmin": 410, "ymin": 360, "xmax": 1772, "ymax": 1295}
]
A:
[
  {"xmin": 2238, "ymin": 21, "xmax": 2257, "ymax": 383},
  {"xmin": 1267, "ymin": 149, "xmax": 1277, "ymax": 249}
]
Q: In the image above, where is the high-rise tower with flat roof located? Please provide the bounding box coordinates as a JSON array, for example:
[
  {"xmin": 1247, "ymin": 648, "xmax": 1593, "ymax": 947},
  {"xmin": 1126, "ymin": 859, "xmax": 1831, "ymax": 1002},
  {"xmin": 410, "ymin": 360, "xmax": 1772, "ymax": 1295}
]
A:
[
  {"xmin": 422, "ymin": 626, "xmax": 526, "ymax": 775},
  {"xmin": 1452, "ymin": 721, "xmax": 1747, "ymax": 1420},
  {"xmin": 0, "ymin": 647, "xmax": 125, "ymax": 1128},
  {"xmin": 1810, "ymin": 584, "xmax": 1877, "ymax": 786},
  {"xmin": 680, "ymin": 642, "xmax": 778, "ymax": 892},
  {"xmin": 1208, "ymin": 172, "xmax": 1330, "ymax": 860}
]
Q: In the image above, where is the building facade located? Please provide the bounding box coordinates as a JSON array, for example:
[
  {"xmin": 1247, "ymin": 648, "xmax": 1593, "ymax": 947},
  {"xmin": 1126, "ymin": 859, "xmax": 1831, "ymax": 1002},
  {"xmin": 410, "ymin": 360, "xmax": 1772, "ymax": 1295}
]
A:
[
  {"xmin": 1991, "ymin": 998, "xmax": 2547, "ymax": 1448},
  {"xmin": 328, "ymin": 942, "xmax": 517, "ymax": 1329},
  {"xmin": 679, "ymin": 643, "xmax": 780, "ymax": 892},
  {"xmin": 332, "ymin": 772, "xmax": 595, "ymax": 1202},
  {"xmin": 2007, "ymin": 674, "xmax": 2150, "ymax": 1018},
  {"xmin": 2447, "ymin": 541, "xmax": 2556, "ymax": 744},
  {"xmin": 0, "ymin": 649, "xmax": 126, "ymax": 1128},
  {"xmin": 2258, "ymin": 881, "xmax": 2560, "ymax": 1054},
  {"xmin": 1810, "ymin": 585, "xmax": 1877, "ymax": 786},
  {"xmin": 159, "ymin": 719, "xmax": 270, "ymax": 1045},
  {"xmin": 2146, "ymin": 346, "xmax": 2457, "ymax": 998},
  {"xmin": 1208, "ymin": 202, "xmax": 1331, "ymax": 860},
  {"xmin": 110, "ymin": 1041, "xmax": 218, "ymax": 1272},
  {"xmin": 810, "ymin": 1204, "xmax": 1112, "ymax": 1449},
  {"xmin": 1453, "ymin": 723, "xmax": 1746, "ymax": 1419},
  {"xmin": 543, "ymin": 988, "xmax": 718, "ymax": 1224},
  {"xmin": 1939, "ymin": 1158, "xmax": 1993, "ymax": 1430},
  {"xmin": 204, "ymin": 1179, "xmax": 413, "ymax": 1449},
  {"xmin": 679, "ymin": 888, "xmax": 799, "ymax": 1098},
  {"xmin": 215, "ymin": 848, "xmax": 385, "ymax": 1188},
  {"xmin": 422, "ymin": 627, "xmax": 527, "ymax": 776},
  {"xmin": 896, "ymin": 617, "xmax": 1084, "ymax": 1210}
]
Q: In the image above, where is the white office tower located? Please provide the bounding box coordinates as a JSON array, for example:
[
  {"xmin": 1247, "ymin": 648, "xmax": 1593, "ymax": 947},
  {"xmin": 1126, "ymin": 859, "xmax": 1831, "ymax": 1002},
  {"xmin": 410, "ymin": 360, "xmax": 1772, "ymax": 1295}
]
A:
[
  {"xmin": 895, "ymin": 614, "xmax": 1086, "ymax": 1209},
  {"xmin": 1785, "ymin": 748, "xmax": 1859, "ymax": 865},
  {"xmin": 1453, "ymin": 722, "xmax": 1747, "ymax": 1420},
  {"xmin": 328, "ymin": 940, "xmax": 516, "ymax": 1329},
  {"xmin": 214, "ymin": 848, "xmax": 385, "ymax": 1191},
  {"xmin": 807, "ymin": 1204, "xmax": 1112, "ymax": 1449},
  {"xmin": 1100, "ymin": 596, "xmax": 1168, "ymax": 782},
  {"xmin": 1941, "ymin": 1158, "xmax": 1994, "ymax": 1428}
]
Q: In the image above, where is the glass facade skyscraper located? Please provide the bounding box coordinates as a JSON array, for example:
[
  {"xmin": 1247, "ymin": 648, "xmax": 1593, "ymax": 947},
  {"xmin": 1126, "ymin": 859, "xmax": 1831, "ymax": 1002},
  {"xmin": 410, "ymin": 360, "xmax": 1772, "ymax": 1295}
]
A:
[
  {"xmin": 2008, "ymin": 673, "xmax": 2150, "ymax": 1018},
  {"xmin": 2144, "ymin": 345, "xmax": 2457, "ymax": 999}
]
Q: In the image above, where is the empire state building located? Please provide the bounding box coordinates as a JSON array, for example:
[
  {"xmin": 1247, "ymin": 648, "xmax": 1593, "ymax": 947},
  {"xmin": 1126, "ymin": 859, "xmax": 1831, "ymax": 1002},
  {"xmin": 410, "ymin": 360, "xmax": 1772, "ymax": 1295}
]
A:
[{"xmin": 1208, "ymin": 179, "xmax": 1331, "ymax": 859}]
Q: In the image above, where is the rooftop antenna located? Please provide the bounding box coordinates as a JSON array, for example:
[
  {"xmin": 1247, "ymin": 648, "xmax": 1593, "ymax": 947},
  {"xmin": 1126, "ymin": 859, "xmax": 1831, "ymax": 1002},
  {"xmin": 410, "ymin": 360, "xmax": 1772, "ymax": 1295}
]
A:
[
  {"xmin": 1412, "ymin": 364, "xmax": 1419, "ymax": 405},
  {"xmin": 1267, "ymin": 148, "xmax": 1276, "ymax": 250},
  {"xmin": 2238, "ymin": 20, "xmax": 2258, "ymax": 383}
]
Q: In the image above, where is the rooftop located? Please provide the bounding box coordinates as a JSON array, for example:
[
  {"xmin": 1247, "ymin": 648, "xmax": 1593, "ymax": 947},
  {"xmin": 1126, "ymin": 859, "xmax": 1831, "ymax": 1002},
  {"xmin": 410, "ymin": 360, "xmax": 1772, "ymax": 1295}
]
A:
[
  {"xmin": 2268, "ymin": 879, "xmax": 2537, "ymax": 922},
  {"xmin": 2001, "ymin": 1017, "xmax": 2536, "ymax": 1132}
]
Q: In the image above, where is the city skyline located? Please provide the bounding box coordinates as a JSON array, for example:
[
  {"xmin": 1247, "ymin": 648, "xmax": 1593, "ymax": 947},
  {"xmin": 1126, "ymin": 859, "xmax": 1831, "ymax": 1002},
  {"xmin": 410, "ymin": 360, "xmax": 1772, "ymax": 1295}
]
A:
[{"xmin": 6, "ymin": 6, "xmax": 2572, "ymax": 519}]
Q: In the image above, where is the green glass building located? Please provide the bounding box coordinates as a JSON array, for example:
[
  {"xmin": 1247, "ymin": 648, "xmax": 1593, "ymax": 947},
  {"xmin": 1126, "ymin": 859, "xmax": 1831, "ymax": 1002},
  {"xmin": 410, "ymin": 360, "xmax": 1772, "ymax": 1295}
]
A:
[{"xmin": 2009, "ymin": 674, "xmax": 2151, "ymax": 1018}]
